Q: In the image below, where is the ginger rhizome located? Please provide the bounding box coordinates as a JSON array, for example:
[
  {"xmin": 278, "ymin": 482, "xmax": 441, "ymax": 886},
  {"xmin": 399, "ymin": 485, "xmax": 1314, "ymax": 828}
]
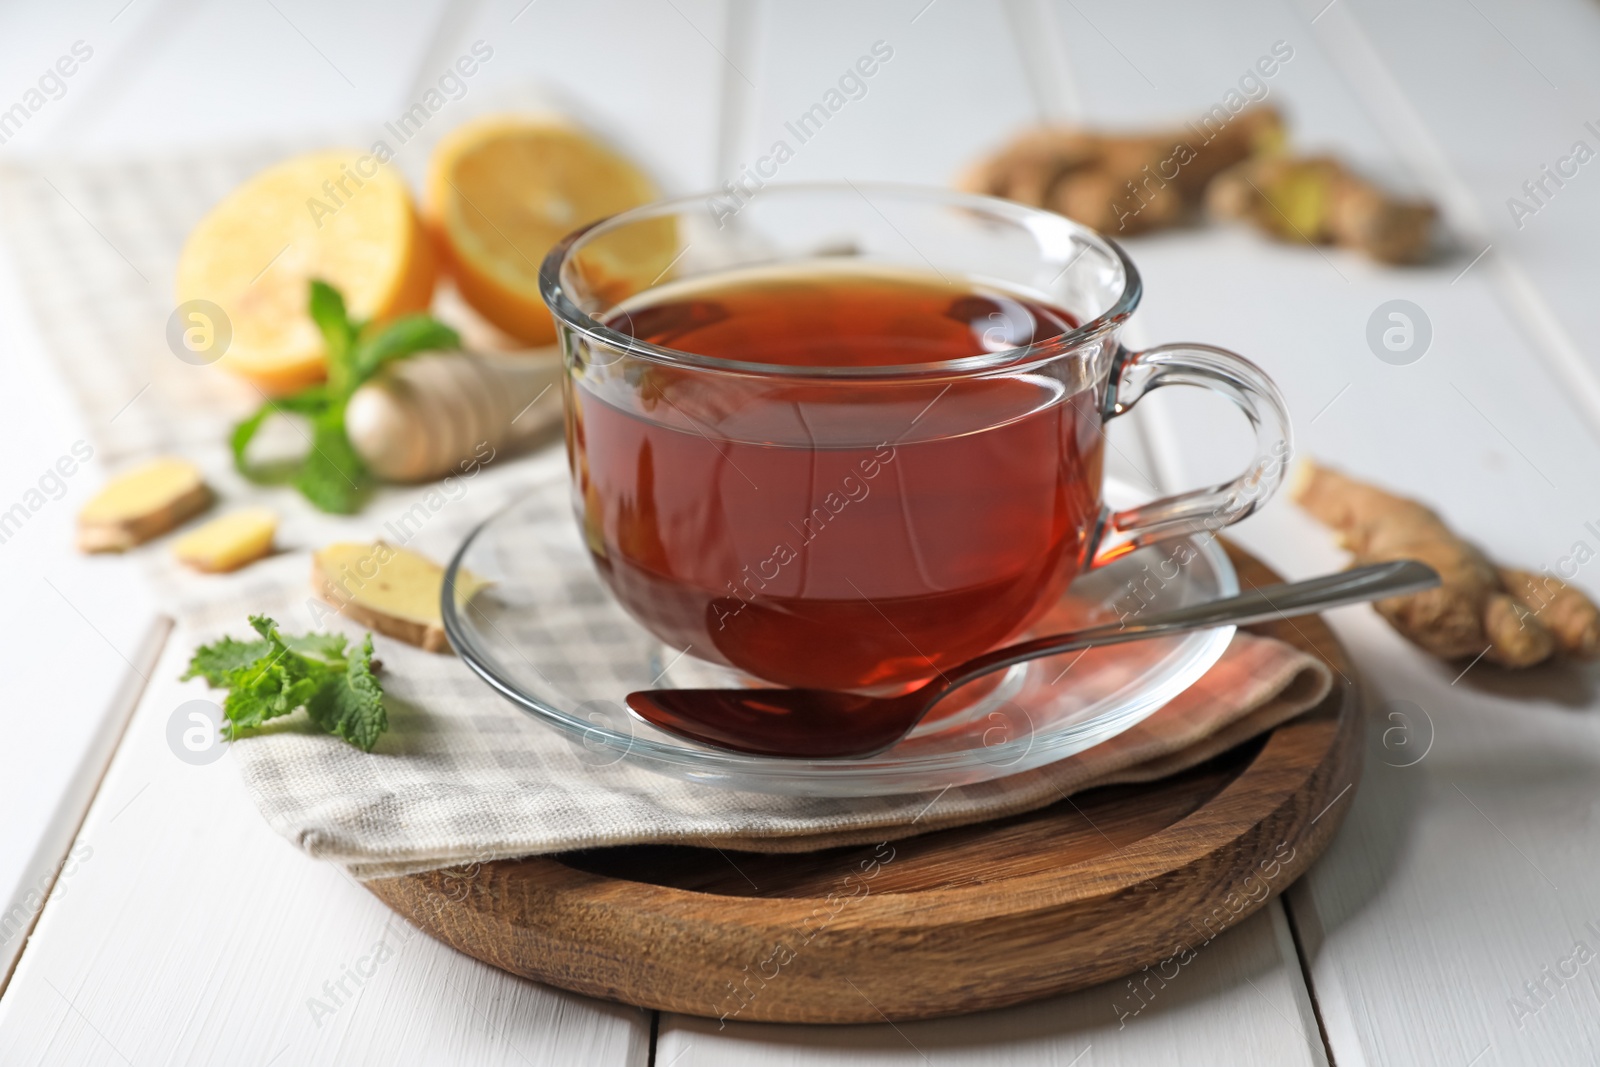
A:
[
  {"xmin": 1206, "ymin": 155, "xmax": 1436, "ymax": 264},
  {"xmin": 1293, "ymin": 461, "xmax": 1599, "ymax": 667},
  {"xmin": 958, "ymin": 106, "xmax": 1285, "ymax": 237},
  {"xmin": 959, "ymin": 106, "xmax": 1437, "ymax": 264}
]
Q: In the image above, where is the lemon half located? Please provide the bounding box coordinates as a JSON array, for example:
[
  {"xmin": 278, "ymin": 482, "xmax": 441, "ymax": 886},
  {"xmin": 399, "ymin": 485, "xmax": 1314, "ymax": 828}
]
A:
[
  {"xmin": 426, "ymin": 115, "xmax": 671, "ymax": 345},
  {"xmin": 176, "ymin": 150, "xmax": 436, "ymax": 394}
]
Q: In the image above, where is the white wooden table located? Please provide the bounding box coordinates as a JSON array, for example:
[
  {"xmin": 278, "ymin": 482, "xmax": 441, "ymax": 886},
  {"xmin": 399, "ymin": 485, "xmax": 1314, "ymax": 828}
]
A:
[{"xmin": 2, "ymin": 1, "xmax": 1599, "ymax": 1063}]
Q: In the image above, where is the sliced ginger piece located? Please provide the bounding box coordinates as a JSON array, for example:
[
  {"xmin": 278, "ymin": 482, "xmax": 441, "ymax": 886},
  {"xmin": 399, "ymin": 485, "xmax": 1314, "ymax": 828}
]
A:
[
  {"xmin": 312, "ymin": 541, "xmax": 487, "ymax": 653},
  {"xmin": 173, "ymin": 508, "xmax": 278, "ymax": 573},
  {"xmin": 78, "ymin": 457, "xmax": 211, "ymax": 553}
]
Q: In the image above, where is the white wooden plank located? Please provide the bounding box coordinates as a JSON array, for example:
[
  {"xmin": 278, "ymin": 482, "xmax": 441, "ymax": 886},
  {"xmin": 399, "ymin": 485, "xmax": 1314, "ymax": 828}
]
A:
[
  {"xmin": 13, "ymin": 0, "xmax": 729, "ymax": 196},
  {"xmin": 1037, "ymin": 3, "xmax": 1600, "ymax": 1066},
  {"xmin": 0, "ymin": 629, "xmax": 651, "ymax": 1066},
  {"xmin": 0, "ymin": 0, "xmax": 461, "ymax": 978},
  {"xmin": 0, "ymin": 0, "xmax": 437, "ymax": 999},
  {"xmin": 0, "ymin": 206, "xmax": 163, "ymax": 983},
  {"xmin": 1046, "ymin": 0, "xmax": 1600, "ymax": 563},
  {"xmin": 14, "ymin": 0, "xmax": 459, "ymax": 156},
  {"xmin": 1038, "ymin": 0, "xmax": 1600, "ymax": 642},
  {"xmin": 1277, "ymin": 576, "xmax": 1600, "ymax": 1066},
  {"xmin": 0, "ymin": 618, "xmax": 167, "ymax": 988},
  {"xmin": 656, "ymin": 903, "xmax": 1326, "ymax": 1067},
  {"xmin": 0, "ymin": 0, "xmax": 731, "ymax": 1060},
  {"xmin": 734, "ymin": 0, "xmax": 1040, "ymax": 185},
  {"xmin": 1328, "ymin": 0, "xmax": 1600, "ymax": 436},
  {"xmin": 453, "ymin": 0, "xmax": 734, "ymax": 194},
  {"xmin": 1233, "ymin": 503, "xmax": 1600, "ymax": 1067}
]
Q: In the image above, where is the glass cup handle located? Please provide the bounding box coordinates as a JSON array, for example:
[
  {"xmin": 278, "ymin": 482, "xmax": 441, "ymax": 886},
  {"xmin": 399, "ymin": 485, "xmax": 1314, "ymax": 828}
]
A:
[{"xmin": 1094, "ymin": 342, "xmax": 1293, "ymax": 564}]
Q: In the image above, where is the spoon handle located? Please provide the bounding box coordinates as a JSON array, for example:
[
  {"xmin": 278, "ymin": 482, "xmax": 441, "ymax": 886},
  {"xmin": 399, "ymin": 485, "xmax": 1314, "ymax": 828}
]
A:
[{"xmin": 937, "ymin": 560, "xmax": 1439, "ymax": 696}]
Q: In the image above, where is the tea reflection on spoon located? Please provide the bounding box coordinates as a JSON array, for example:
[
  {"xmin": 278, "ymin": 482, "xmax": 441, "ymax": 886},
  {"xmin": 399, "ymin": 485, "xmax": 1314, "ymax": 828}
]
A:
[{"xmin": 625, "ymin": 561, "xmax": 1439, "ymax": 760}]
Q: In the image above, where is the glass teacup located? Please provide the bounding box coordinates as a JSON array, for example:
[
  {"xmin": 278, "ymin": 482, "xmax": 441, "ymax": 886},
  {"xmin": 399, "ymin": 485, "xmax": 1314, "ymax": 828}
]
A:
[{"xmin": 540, "ymin": 184, "xmax": 1289, "ymax": 694}]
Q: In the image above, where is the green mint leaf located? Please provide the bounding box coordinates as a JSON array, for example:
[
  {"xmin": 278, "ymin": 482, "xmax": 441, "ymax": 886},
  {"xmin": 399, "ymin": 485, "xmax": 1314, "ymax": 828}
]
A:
[
  {"xmin": 271, "ymin": 386, "xmax": 333, "ymax": 415},
  {"xmin": 222, "ymin": 669, "xmax": 324, "ymax": 737},
  {"xmin": 182, "ymin": 636, "xmax": 271, "ymax": 686},
  {"xmin": 230, "ymin": 403, "xmax": 289, "ymax": 485},
  {"xmin": 351, "ymin": 315, "xmax": 460, "ymax": 386},
  {"xmin": 217, "ymin": 616, "xmax": 330, "ymax": 738},
  {"xmin": 183, "ymin": 616, "xmax": 387, "ymax": 751},
  {"xmin": 230, "ymin": 389, "xmax": 332, "ymax": 485},
  {"xmin": 309, "ymin": 279, "xmax": 358, "ymax": 394},
  {"xmin": 294, "ymin": 408, "xmax": 369, "ymax": 514},
  {"xmin": 306, "ymin": 634, "xmax": 387, "ymax": 752},
  {"xmin": 226, "ymin": 280, "xmax": 459, "ymax": 515},
  {"xmin": 286, "ymin": 631, "xmax": 349, "ymax": 663}
]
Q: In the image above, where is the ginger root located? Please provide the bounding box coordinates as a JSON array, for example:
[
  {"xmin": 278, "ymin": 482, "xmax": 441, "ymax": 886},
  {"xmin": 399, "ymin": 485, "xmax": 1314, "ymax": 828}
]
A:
[
  {"xmin": 960, "ymin": 109, "xmax": 1438, "ymax": 264},
  {"xmin": 958, "ymin": 106, "xmax": 1285, "ymax": 236},
  {"xmin": 1207, "ymin": 155, "xmax": 1436, "ymax": 264},
  {"xmin": 345, "ymin": 350, "xmax": 561, "ymax": 483},
  {"xmin": 312, "ymin": 541, "xmax": 488, "ymax": 653},
  {"xmin": 1499, "ymin": 567, "xmax": 1600, "ymax": 660},
  {"xmin": 1293, "ymin": 461, "xmax": 1600, "ymax": 667},
  {"xmin": 77, "ymin": 457, "xmax": 211, "ymax": 553}
]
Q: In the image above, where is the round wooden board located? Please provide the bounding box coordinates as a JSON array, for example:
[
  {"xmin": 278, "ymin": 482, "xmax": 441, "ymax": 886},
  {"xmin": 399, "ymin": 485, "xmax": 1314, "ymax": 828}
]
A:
[{"xmin": 368, "ymin": 545, "xmax": 1361, "ymax": 1024}]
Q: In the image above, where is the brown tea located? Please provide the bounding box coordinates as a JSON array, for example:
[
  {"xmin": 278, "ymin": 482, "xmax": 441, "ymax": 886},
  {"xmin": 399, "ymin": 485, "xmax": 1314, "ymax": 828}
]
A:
[{"xmin": 567, "ymin": 263, "xmax": 1105, "ymax": 691}]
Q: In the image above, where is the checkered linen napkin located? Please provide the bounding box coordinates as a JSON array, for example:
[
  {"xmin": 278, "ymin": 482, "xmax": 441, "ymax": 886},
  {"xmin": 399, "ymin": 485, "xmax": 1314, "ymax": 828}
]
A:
[{"xmin": 0, "ymin": 152, "xmax": 1333, "ymax": 879}]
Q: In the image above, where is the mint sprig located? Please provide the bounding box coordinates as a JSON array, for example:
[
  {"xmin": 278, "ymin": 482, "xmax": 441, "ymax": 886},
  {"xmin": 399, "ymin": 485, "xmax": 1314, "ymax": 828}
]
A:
[
  {"xmin": 231, "ymin": 280, "xmax": 460, "ymax": 514},
  {"xmin": 182, "ymin": 616, "xmax": 388, "ymax": 751}
]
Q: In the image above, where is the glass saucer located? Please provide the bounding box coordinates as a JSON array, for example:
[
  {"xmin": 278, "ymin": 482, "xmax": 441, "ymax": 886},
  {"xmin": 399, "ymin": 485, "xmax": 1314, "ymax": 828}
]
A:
[{"xmin": 441, "ymin": 477, "xmax": 1237, "ymax": 797}]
